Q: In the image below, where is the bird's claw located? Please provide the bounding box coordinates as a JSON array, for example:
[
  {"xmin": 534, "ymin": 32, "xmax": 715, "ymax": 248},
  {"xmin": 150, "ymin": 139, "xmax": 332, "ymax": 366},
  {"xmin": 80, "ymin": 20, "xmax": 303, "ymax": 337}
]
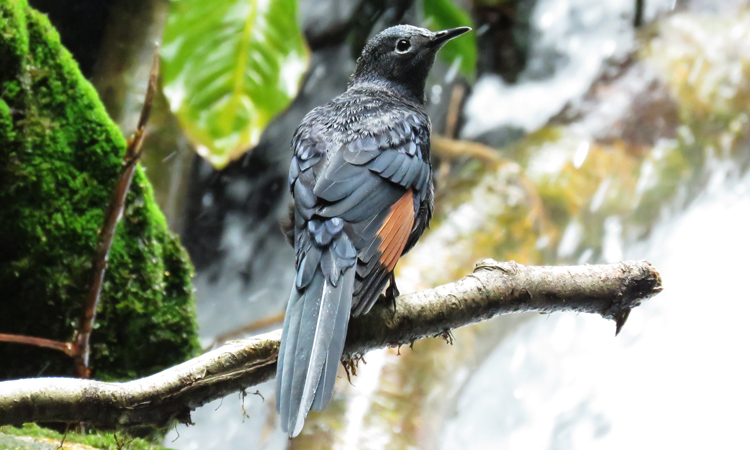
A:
[{"xmin": 382, "ymin": 272, "xmax": 400, "ymax": 315}]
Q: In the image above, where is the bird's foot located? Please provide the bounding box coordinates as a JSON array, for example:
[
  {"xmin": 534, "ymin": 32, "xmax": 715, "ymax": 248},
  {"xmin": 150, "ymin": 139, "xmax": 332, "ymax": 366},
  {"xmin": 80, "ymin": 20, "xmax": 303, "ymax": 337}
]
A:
[{"xmin": 383, "ymin": 272, "xmax": 400, "ymax": 316}]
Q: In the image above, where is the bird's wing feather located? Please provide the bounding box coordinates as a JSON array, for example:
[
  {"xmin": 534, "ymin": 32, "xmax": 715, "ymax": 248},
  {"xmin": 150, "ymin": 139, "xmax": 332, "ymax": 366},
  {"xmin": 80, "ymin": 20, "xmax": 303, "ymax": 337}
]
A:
[{"xmin": 278, "ymin": 109, "xmax": 431, "ymax": 437}]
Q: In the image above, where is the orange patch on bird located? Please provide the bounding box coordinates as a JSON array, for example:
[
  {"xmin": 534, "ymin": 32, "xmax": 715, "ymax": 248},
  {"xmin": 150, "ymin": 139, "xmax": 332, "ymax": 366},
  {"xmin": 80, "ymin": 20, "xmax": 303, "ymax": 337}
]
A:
[{"xmin": 377, "ymin": 189, "xmax": 415, "ymax": 271}]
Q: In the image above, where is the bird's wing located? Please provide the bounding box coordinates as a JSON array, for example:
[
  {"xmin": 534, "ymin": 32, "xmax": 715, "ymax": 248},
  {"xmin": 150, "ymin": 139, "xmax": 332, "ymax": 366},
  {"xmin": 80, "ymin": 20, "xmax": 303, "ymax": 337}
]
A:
[
  {"xmin": 311, "ymin": 117, "xmax": 431, "ymax": 315},
  {"xmin": 277, "ymin": 112, "xmax": 430, "ymax": 437}
]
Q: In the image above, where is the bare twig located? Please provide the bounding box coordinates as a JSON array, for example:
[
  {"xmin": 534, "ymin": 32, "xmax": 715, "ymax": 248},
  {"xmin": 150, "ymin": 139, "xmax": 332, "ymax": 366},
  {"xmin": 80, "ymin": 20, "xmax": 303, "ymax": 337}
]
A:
[
  {"xmin": 634, "ymin": 0, "xmax": 645, "ymax": 28},
  {"xmin": 0, "ymin": 260, "xmax": 662, "ymax": 428},
  {"xmin": 72, "ymin": 46, "xmax": 160, "ymax": 378},
  {"xmin": 444, "ymin": 84, "xmax": 465, "ymax": 139},
  {"xmin": 432, "ymin": 136, "xmax": 503, "ymax": 165},
  {"xmin": 0, "ymin": 334, "xmax": 75, "ymax": 357},
  {"xmin": 436, "ymin": 85, "xmax": 466, "ymax": 191},
  {"xmin": 208, "ymin": 312, "xmax": 286, "ymax": 351}
]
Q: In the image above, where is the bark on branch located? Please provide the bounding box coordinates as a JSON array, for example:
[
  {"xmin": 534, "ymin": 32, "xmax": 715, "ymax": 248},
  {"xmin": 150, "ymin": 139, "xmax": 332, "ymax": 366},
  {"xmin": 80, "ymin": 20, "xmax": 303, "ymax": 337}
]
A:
[{"xmin": 0, "ymin": 260, "xmax": 662, "ymax": 428}]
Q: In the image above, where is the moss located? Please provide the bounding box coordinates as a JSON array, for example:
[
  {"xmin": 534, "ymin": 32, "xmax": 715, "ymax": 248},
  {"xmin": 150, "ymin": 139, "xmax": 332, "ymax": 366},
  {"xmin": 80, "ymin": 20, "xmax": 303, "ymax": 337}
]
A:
[
  {"xmin": 0, "ymin": 0, "xmax": 27, "ymax": 81},
  {"xmin": 0, "ymin": 424, "xmax": 171, "ymax": 450},
  {"xmin": 0, "ymin": 0, "xmax": 199, "ymax": 381}
]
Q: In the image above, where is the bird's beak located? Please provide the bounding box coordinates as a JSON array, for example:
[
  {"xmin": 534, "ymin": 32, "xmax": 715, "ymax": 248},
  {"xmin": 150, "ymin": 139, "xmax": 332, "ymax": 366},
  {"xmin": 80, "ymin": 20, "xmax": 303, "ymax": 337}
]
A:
[{"xmin": 428, "ymin": 27, "xmax": 472, "ymax": 48}]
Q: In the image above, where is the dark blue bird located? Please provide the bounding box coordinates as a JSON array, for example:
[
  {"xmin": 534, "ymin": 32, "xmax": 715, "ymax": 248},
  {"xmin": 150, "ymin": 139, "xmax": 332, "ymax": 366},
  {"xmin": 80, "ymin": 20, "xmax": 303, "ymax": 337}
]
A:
[{"xmin": 276, "ymin": 24, "xmax": 471, "ymax": 437}]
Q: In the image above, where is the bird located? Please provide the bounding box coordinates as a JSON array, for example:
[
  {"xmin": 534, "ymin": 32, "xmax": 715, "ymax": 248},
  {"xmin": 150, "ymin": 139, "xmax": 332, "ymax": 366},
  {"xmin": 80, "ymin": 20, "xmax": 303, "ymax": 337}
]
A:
[{"xmin": 276, "ymin": 24, "xmax": 471, "ymax": 438}]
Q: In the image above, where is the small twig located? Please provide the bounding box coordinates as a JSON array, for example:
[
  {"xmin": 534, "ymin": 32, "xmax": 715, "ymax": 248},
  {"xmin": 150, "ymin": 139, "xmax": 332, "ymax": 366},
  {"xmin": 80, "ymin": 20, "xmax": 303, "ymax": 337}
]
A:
[
  {"xmin": 113, "ymin": 431, "xmax": 133, "ymax": 450},
  {"xmin": 341, "ymin": 354, "xmax": 367, "ymax": 385},
  {"xmin": 72, "ymin": 46, "xmax": 160, "ymax": 379},
  {"xmin": 440, "ymin": 330, "xmax": 455, "ymax": 345},
  {"xmin": 208, "ymin": 312, "xmax": 285, "ymax": 351},
  {"xmin": 0, "ymin": 334, "xmax": 75, "ymax": 356},
  {"xmin": 58, "ymin": 424, "xmax": 69, "ymax": 449},
  {"xmin": 240, "ymin": 390, "xmax": 250, "ymax": 421},
  {"xmin": 444, "ymin": 84, "xmax": 465, "ymax": 139},
  {"xmin": 634, "ymin": 0, "xmax": 645, "ymax": 28},
  {"xmin": 431, "ymin": 136, "xmax": 503, "ymax": 165},
  {"xmin": 436, "ymin": 85, "xmax": 466, "ymax": 192}
]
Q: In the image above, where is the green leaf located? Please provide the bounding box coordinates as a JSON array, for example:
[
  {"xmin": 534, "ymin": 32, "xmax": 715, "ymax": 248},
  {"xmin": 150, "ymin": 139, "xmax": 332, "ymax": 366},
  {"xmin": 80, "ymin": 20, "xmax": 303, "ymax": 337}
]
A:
[
  {"xmin": 423, "ymin": 0, "xmax": 477, "ymax": 79},
  {"xmin": 162, "ymin": 0, "xmax": 310, "ymax": 168}
]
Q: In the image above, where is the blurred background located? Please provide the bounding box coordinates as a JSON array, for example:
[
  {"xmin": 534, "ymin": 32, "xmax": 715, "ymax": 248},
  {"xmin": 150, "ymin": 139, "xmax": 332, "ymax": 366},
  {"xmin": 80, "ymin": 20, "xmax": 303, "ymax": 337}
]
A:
[{"xmin": 29, "ymin": 0, "xmax": 750, "ymax": 448}]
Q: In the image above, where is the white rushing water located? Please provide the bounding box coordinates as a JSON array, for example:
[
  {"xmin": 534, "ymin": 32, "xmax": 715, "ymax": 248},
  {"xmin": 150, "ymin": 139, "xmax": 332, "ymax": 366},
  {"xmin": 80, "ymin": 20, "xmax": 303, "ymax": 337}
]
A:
[
  {"xmin": 462, "ymin": 0, "xmax": 675, "ymax": 138},
  {"xmin": 440, "ymin": 169, "xmax": 750, "ymax": 449}
]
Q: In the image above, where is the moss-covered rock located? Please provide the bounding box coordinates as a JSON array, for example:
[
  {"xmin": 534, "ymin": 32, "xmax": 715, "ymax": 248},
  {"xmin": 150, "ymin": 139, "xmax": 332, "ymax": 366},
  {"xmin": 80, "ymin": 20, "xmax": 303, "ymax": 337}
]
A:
[{"xmin": 0, "ymin": 0, "xmax": 200, "ymax": 381}]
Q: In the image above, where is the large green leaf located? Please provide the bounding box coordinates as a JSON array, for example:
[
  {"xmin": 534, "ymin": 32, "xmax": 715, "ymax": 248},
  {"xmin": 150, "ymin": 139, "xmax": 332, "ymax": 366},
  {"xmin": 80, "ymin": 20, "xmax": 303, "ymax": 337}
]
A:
[
  {"xmin": 162, "ymin": 0, "xmax": 309, "ymax": 168},
  {"xmin": 423, "ymin": 0, "xmax": 477, "ymax": 79}
]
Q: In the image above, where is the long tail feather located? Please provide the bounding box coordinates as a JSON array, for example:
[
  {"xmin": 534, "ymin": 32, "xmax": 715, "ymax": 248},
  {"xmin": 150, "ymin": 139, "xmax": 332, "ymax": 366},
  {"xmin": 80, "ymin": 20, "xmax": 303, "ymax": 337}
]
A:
[
  {"xmin": 276, "ymin": 244, "xmax": 356, "ymax": 437},
  {"xmin": 276, "ymin": 288, "xmax": 301, "ymax": 413},
  {"xmin": 312, "ymin": 268, "xmax": 354, "ymax": 411},
  {"xmin": 278, "ymin": 289, "xmax": 305, "ymax": 423}
]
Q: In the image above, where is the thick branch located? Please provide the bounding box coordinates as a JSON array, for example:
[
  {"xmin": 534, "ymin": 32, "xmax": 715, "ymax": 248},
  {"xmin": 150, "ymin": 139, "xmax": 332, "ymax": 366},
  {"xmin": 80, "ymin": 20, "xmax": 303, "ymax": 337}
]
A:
[{"xmin": 0, "ymin": 260, "xmax": 662, "ymax": 428}]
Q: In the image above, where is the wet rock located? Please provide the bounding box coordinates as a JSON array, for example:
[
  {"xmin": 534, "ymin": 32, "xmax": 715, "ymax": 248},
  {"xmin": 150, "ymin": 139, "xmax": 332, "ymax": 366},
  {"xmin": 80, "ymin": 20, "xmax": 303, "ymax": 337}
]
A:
[
  {"xmin": 300, "ymin": 0, "xmax": 362, "ymax": 48},
  {"xmin": 473, "ymin": 0, "xmax": 538, "ymax": 82}
]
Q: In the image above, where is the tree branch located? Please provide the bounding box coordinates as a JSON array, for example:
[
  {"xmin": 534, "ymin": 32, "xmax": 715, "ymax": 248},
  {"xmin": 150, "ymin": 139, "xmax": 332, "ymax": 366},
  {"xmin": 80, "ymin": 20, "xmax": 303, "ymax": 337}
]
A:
[
  {"xmin": 0, "ymin": 334, "xmax": 75, "ymax": 357},
  {"xmin": 431, "ymin": 136, "xmax": 503, "ymax": 165},
  {"xmin": 207, "ymin": 312, "xmax": 285, "ymax": 351},
  {"xmin": 72, "ymin": 46, "xmax": 160, "ymax": 378},
  {"xmin": 634, "ymin": 0, "xmax": 645, "ymax": 28},
  {"xmin": 0, "ymin": 260, "xmax": 662, "ymax": 428}
]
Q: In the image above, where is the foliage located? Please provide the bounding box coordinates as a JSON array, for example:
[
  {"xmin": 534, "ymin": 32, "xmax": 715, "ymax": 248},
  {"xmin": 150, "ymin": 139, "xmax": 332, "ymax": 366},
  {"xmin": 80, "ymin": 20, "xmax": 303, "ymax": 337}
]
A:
[
  {"xmin": 161, "ymin": 0, "xmax": 309, "ymax": 168},
  {"xmin": 0, "ymin": 424, "xmax": 171, "ymax": 450},
  {"xmin": 423, "ymin": 0, "xmax": 477, "ymax": 78},
  {"xmin": 0, "ymin": 0, "xmax": 200, "ymax": 381}
]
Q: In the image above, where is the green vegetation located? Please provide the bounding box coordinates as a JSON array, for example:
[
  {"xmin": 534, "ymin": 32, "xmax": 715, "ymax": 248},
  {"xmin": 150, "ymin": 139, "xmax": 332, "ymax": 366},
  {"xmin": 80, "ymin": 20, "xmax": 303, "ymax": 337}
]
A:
[
  {"xmin": 0, "ymin": 424, "xmax": 171, "ymax": 450},
  {"xmin": 160, "ymin": 0, "xmax": 480, "ymax": 168},
  {"xmin": 423, "ymin": 0, "xmax": 477, "ymax": 78},
  {"xmin": 0, "ymin": 0, "xmax": 200, "ymax": 381},
  {"xmin": 161, "ymin": 0, "xmax": 310, "ymax": 168}
]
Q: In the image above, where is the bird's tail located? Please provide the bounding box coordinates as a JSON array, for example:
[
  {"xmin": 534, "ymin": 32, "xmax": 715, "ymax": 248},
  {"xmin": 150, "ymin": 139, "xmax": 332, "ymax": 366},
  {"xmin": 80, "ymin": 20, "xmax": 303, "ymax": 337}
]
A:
[{"xmin": 276, "ymin": 228, "xmax": 356, "ymax": 438}]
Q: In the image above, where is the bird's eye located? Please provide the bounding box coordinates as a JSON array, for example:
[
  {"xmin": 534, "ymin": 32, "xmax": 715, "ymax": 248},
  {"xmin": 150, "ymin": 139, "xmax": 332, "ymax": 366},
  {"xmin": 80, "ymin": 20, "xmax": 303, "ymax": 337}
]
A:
[{"xmin": 395, "ymin": 39, "xmax": 411, "ymax": 54}]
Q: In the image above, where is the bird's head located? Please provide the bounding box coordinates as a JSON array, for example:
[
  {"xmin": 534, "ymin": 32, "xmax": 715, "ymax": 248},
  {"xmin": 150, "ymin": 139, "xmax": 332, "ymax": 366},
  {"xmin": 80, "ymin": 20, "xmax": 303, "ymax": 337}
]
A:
[{"xmin": 349, "ymin": 25, "xmax": 471, "ymax": 102}]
